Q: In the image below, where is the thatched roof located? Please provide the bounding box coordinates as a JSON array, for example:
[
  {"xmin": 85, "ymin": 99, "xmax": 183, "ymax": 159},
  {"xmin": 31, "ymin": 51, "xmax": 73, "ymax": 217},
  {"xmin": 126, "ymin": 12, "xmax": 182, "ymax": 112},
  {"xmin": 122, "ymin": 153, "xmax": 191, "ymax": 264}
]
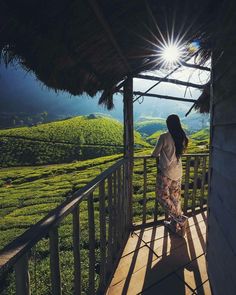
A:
[
  {"xmin": 194, "ymin": 83, "xmax": 210, "ymax": 113},
  {"xmin": 0, "ymin": 0, "xmax": 221, "ymax": 108}
]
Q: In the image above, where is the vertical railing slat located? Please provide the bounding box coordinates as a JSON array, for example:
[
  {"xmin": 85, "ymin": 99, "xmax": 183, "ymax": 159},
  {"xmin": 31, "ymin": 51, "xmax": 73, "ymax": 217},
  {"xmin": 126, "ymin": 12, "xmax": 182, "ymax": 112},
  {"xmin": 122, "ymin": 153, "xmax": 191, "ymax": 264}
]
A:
[
  {"xmin": 183, "ymin": 156, "xmax": 191, "ymax": 214},
  {"xmin": 142, "ymin": 158, "xmax": 147, "ymax": 224},
  {"xmin": 200, "ymin": 156, "xmax": 207, "ymax": 208},
  {"xmin": 49, "ymin": 227, "xmax": 62, "ymax": 295},
  {"xmin": 87, "ymin": 193, "xmax": 95, "ymax": 295},
  {"xmin": 99, "ymin": 180, "xmax": 106, "ymax": 290},
  {"xmin": 15, "ymin": 254, "xmax": 31, "ymax": 295},
  {"xmin": 107, "ymin": 175, "xmax": 113, "ymax": 274},
  {"xmin": 117, "ymin": 166, "xmax": 122, "ymax": 245},
  {"xmin": 154, "ymin": 158, "xmax": 159, "ymax": 222},
  {"xmin": 120, "ymin": 164, "xmax": 125, "ymax": 239},
  {"xmin": 72, "ymin": 206, "xmax": 81, "ymax": 295},
  {"xmin": 192, "ymin": 156, "xmax": 199, "ymax": 211},
  {"xmin": 113, "ymin": 171, "xmax": 118, "ymax": 259}
]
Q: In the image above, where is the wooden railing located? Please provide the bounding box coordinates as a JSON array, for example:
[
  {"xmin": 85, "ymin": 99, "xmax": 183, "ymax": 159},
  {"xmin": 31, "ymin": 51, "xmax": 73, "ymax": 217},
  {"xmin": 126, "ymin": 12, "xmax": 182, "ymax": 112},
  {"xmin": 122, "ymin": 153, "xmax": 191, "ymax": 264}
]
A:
[
  {"xmin": 0, "ymin": 153, "xmax": 209, "ymax": 294},
  {"xmin": 132, "ymin": 154, "xmax": 209, "ymax": 226},
  {"xmin": 0, "ymin": 158, "xmax": 130, "ymax": 295}
]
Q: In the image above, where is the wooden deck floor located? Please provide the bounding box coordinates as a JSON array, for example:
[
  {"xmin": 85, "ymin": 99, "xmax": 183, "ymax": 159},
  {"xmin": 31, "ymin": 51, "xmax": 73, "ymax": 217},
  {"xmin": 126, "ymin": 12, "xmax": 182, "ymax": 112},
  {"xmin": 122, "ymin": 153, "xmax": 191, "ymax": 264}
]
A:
[{"xmin": 107, "ymin": 211, "xmax": 210, "ymax": 295}]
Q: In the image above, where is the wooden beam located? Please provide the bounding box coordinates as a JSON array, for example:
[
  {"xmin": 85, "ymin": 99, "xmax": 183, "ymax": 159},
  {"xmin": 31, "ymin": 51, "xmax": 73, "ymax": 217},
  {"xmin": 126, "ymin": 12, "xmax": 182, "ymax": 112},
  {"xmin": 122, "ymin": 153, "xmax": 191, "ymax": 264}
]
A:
[
  {"xmin": 120, "ymin": 90, "xmax": 196, "ymax": 103},
  {"xmin": 182, "ymin": 62, "xmax": 211, "ymax": 72},
  {"xmin": 133, "ymin": 91, "xmax": 196, "ymax": 103},
  {"xmin": 87, "ymin": 0, "xmax": 131, "ymax": 73},
  {"xmin": 135, "ymin": 74, "xmax": 205, "ymax": 89}
]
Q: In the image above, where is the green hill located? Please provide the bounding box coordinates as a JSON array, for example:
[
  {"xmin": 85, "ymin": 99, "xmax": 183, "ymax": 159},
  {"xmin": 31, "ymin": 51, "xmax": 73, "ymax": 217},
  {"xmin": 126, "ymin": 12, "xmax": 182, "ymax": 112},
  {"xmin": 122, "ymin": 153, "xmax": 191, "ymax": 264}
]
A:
[
  {"xmin": 146, "ymin": 130, "xmax": 164, "ymax": 145},
  {"xmin": 0, "ymin": 115, "xmax": 149, "ymax": 166},
  {"xmin": 190, "ymin": 128, "xmax": 210, "ymax": 141},
  {"xmin": 135, "ymin": 117, "xmax": 166, "ymax": 137}
]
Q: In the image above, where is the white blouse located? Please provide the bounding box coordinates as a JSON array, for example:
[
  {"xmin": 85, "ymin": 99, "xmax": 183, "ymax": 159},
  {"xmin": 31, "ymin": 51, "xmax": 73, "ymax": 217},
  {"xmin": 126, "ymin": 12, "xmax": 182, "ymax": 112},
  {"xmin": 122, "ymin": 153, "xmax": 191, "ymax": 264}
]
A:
[{"xmin": 151, "ymin": 132, "xmax": 182, "ymax": 181}]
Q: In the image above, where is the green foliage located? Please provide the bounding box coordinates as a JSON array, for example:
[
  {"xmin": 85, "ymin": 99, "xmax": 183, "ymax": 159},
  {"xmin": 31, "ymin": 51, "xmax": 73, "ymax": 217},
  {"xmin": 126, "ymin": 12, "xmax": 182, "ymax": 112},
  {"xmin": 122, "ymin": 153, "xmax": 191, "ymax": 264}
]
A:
[
  {"xmin": 0, "ymin": 116, "xmax": 149, "ymax": 166},
  {"xmin": 146, "ymin": 130, "xmax": 164, "ymax": 145},
  {"xmin": 190, "ymin": 128, "xmax": 210, "ymax": 141},
  {"xmin": 135, "ymin": 118, "xmax": 166, "ymax": 137},
  {"xmin": 0, "ymin": 138, "xmax": 209, "ymax": 294}
]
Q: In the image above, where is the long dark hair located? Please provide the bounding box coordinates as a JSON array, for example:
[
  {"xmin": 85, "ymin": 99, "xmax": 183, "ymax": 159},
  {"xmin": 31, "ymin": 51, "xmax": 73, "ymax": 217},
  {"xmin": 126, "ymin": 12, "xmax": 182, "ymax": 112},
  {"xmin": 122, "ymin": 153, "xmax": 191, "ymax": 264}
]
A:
[{"xmin": 166, "ymin": 114, "xmax": 188, "ymax": 160}]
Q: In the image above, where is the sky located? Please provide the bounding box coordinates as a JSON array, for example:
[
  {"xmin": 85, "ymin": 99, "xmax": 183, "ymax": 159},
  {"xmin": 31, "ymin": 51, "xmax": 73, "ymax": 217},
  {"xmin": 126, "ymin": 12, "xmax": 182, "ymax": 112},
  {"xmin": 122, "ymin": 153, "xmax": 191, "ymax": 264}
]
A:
[{"xmin": 0, "ymin": 58, "xmax": 210, "ymax": 122}]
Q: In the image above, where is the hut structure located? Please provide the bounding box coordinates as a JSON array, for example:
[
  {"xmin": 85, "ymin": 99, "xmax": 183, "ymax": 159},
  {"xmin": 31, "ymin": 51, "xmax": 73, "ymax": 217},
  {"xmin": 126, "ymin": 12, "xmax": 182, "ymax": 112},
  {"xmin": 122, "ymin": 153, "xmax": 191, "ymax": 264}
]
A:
[{"xmin": 0, "ymin": 0, "xmax": 235, "ymax": 294}]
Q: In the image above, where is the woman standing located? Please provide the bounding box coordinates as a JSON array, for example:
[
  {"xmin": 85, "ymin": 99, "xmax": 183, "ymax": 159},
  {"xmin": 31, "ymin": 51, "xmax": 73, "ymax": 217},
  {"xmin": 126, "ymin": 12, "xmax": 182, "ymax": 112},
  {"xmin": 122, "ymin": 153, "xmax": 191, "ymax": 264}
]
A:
[{"xmin": 151, "ymin": 114, "xmax": 188, "ymax": 237}]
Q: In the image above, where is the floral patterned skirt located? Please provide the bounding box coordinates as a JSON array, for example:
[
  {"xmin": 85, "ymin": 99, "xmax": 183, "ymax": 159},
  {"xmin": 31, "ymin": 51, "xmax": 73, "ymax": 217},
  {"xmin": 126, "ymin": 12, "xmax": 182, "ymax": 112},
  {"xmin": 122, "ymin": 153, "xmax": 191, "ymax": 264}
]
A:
[{"xmin": 156, "ymin": 173, "xmax": 182, "ymax": 218}]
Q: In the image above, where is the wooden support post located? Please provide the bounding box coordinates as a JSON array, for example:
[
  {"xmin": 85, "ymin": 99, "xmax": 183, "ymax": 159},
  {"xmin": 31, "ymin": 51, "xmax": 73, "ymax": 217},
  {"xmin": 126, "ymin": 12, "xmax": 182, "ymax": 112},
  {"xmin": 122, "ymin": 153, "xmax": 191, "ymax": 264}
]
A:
[
  {"xmin": 123, "ymin": 76, "xmax": 134, "ymax": 227},
  {"xmin": 49, "ymin": 227, "xmax": 62, "ymax": 295},
  {"xmin": 15, "ymin": 254, "xmax": 31, "ymax": 295}
]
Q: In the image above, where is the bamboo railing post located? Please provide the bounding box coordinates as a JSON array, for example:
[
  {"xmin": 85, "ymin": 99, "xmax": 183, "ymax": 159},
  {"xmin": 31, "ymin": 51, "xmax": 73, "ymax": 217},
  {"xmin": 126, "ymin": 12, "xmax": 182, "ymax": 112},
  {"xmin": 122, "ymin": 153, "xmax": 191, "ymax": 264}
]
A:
[
  {"xmin": 72, "ymin": 207, "xmax": 81, "ymax": 295},
  {"xmin": 192, "ymin": 156, "xmax": 199, "ymax": 211},
  {"xmin": 87, "ymin": 193, "xmax": 96, "ymax": 295},
  {"xmin": 49, "ymin": 227, "xmax": 62, "ymax": 295},
  {"xmin": 15, "ymin": 254, "xmax": 31, "ymax": 295},
  {"xmin": 200, "ymin": 156, "xmax": 207, "ymax": 208},
  {"xmin": 99, "ymin": 181, "xmax": 106, "ymax": 290},
  {"xmin": 113, "ymin": 171, "xmax": 118, "ymax": 258},
  {"xmin": 107, "ymin": 175, "xmax": 113, "ymax": 274},
  {"xmin": 117, "ymin": 166, "xmax": 122, "ymax": 245},
  {"xmin": 142, "ymin": 158, "xmax": 147, "ymax": 224},
  {"xmin": 120, "ymin": 164, "xmax": 125, "ymax": 238},
  {"xmin": 183, "ymin": 156, "xmax": 191, "ymax": 214},
  {"xmin": 154, "ymin": 158, "xmax": 159, "ymax": 222}
]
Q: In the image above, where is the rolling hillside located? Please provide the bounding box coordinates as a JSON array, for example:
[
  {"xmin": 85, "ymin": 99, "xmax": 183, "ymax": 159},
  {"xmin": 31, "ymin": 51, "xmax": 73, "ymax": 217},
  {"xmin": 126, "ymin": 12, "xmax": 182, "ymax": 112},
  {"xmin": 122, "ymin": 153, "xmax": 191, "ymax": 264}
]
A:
[
  {"xmin": 135, "ymin": 117, "xmax": 166, "ymax": 137},
  {"xmin": 0, "ymin": 115, "xmax": 149, "ymax": 166}
]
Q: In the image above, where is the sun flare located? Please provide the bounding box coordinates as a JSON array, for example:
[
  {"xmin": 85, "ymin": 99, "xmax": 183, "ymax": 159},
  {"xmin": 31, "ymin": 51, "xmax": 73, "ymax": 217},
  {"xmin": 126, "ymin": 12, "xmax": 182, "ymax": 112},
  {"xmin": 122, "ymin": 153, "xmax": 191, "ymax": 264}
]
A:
[{"xmin": 159, "ymin": 42, "xmax": 185, "ymax": 68}]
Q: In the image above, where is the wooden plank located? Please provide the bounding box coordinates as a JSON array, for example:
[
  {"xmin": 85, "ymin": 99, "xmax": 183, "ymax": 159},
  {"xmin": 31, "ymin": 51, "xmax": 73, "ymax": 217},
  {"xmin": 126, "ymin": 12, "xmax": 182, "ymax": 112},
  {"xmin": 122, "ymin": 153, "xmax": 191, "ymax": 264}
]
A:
[
  {"xmin": 209, "ymin": 176, "xmax": 236, "ymax": 252},
  {"xmin": 183, "ymin": 156, "xmax": 191, "ymax": 213},
  {"xmin": 207, "ymin": 212, "xmax": 236, "ymax": 295},
  {"xmin": 142, "ymin": 158, "xmax": 147, "ymax": 224},
  {"xmin": 212, "ymin": 124, "xmax": 236, "ymax": 154},
  {"xmin": 210, "ymin": 168, "xmax": 236, "ymax": 215},
  {"xmin": 107, "ymin": 175, "xmax": 113, "ymax": 274},
  {"xmin": 15, "ymin": 254, "xmax": 30, "ymax": 295},
  {"xmin": 213, "ymin": 95, "xmax": 236, "ymax": 126},
  {"xmin": 211, "ymin": 148, "xmax": 236, "ymax": 183},
  {"xmin": 192, "ymin": 156, "xmax": 199, "ymax": 211},
  {"xmin": 72, "ymin": 207, "xmax": 81, "ymax": 295},
  {"xmin": 99, "ymin": 181, "xmax": 106, "ymax": 290},
  {"xmin": 87, "ymin": 193, "xmax": 95, "ymax": 295},
  {"xmin": 49, "ymin": 227, "xmax": 61, "ymax": 295},
  {"xmin": 200, "ymin": 157, "xmax": 207, "ymax": 208}
]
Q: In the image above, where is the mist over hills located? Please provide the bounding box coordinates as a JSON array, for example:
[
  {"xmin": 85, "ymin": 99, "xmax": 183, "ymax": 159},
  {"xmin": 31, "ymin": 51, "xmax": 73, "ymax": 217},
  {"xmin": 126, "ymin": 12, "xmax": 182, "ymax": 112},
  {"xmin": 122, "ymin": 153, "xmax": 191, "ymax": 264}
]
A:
[{"xmin": 0, "ymin": 64, "xmax": 209, "ymax": 131}]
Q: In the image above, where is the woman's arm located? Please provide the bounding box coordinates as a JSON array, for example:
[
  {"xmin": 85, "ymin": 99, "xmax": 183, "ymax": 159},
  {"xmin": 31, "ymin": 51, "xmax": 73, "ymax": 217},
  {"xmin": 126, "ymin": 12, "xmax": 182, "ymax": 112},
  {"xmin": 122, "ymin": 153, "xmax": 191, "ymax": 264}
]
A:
[{"xmin": 151, "ymin": 135, "xmax": 163, "ymax": 157}]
